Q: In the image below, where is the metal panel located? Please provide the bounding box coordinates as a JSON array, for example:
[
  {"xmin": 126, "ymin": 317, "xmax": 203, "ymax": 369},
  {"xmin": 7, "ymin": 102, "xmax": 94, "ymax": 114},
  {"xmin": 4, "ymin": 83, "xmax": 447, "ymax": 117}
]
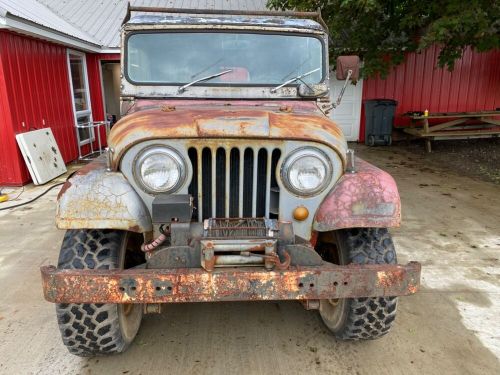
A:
[
  {"xmin": 360, "ymin": 46, "xmax": 500, "ymax": 141},
  {"xmin": 0, "ymin": 0, "xmax": 99, "ymax": 44},
  {"xmin": 40, "ymin": 261, "xmax": 422, "ymax": 303},
  {"xmin": 0, "ymin": 31, "xmax": 77, "ymax": 185},
  {"xmin": 37, "ymin": 0, "xmax": 269, "ymax": 49},
  {"xmin": 56, "ymin": 155, "xmax": 152, "ymax": 233},
  {"xmin": 15, "ymin": 128, "xmax": 67, "ymax": 185},
  {"xmin": 0, "ymin": 32, "xmax": 17, "ymax": 186},
  {"xmin": 313, "ymin": 158, "xmax": 401, "ymax": 231}
]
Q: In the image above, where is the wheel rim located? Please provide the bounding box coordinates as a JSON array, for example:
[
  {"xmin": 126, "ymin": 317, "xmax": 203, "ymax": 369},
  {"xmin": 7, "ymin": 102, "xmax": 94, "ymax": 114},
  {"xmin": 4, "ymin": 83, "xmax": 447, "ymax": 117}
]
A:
[
  {"xmin": 117, "ymin": 232, "xmax": 143, "ymax": 343},
  {"xmin": 319, "ymin": 298, "xmax": 347, "ymax": 332},
  {"xmin": 118, "ymin": 304, "xmax": 143, "ymax": 342},
  {"xmin": 318, "ymin": 234, "xmax": 348, "ymax": 332}
]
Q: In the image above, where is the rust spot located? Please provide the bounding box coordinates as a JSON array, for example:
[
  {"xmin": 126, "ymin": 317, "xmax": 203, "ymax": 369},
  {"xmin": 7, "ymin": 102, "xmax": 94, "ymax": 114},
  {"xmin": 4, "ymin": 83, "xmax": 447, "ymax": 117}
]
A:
[
  {"xmin": 128, "ymin": 225, "xmax": 142, "ymax": 233},
  {"xmin": 279, "ymin": 105, "xmax": 293, "ymax": 113},
  {"xmin": 107, "ymin": 103, "xmax": 347, "ymax": 169},
  {"xmin": 57, "ymin": 180, "xmax": 72, "ymax": 200},
  {"xmin": 377, "ymin": 270, "xmax": 404, "ymax": 288},
  {"xmin": 204, "ymin": 256, "xmax": 216, "ymax": 272},
  {"xmin": 161, "ymin": 105, "xmax": 176, "ymax": 112},
  {"xmin": 407, "ymin": 284, "xmax": 418, "ymax": 294},
  {"xmin": 40, "ymin": 262, "xmax": 421, "ymax": 304},
  {"xmin": 309, "ymin": 231, "xmax": 319, "ymax": 247},
  {"xmin": 57, "ymin": 158, "xmax": 107, "ymax": 199}
]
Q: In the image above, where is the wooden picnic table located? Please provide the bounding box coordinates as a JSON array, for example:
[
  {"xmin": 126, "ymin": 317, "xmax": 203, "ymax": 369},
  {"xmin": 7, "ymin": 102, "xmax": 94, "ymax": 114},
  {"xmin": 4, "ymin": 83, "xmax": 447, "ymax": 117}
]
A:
[{"xmin": 401, "ymin": 110, "xmax": 500, "ymax": 152}]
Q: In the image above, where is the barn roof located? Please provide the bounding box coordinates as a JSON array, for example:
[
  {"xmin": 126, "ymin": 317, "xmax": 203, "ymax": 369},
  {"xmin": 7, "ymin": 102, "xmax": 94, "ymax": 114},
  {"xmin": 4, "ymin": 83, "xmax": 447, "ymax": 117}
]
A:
[
  {"xmin": 15, "ymin": 0, "xmax": 268, "ymax": 50},
  {"xmin": 0, "ymin": 0, "xmax": 100, "ymax": 47},
  {"xmin": 0, "ymin": 1, "xmax": 324, "ymax": 52},
  {"xmin": 38, "ymin": 0, "xmax": 269, "ymax": 49}
]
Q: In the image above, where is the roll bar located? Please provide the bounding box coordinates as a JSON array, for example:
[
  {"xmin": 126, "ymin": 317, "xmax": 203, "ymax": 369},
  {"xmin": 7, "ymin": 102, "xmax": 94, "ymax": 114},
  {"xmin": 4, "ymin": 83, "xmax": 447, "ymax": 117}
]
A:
[{"xmin": 122, "ymin": 3, "xmax": 329, "ymax": 31}]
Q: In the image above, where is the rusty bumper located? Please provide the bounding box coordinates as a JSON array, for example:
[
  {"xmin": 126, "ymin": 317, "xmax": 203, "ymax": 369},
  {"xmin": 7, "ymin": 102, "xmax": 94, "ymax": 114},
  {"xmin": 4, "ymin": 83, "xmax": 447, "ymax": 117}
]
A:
[{"xmin": 41, "ymin": 262, "xmax": 421, "ymax": 304}]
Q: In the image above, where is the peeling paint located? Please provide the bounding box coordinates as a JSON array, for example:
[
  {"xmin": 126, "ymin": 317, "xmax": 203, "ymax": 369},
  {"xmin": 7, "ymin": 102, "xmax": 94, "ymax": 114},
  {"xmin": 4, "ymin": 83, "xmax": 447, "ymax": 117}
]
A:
[
  {"xmin": 313, "ymin": 158, "xmax": 401, "ymax": 231},
  {"xmin": 108, "ymin": 104, "xmax": 347, "ymax": 169},
  {"xmin": 56, "ymin": 156, "xmax": 152, "ymax": 232},
  {"xmin": 41, "ymin": 262, "xmax": 421, "ymax": 304}
]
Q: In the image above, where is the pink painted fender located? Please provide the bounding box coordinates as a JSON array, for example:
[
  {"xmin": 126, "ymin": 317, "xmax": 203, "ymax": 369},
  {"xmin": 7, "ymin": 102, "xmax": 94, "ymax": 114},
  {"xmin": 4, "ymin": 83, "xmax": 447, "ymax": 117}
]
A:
[{"xmin": 313, "ymin": 158, "xmax": 401, "ymax": 231}]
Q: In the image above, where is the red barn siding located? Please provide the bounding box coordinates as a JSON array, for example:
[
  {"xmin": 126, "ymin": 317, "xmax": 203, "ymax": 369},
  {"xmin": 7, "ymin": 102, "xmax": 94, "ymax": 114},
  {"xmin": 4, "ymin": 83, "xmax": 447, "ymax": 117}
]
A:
[
  {"xmin": 87, "ymin": 54, "xmax": 105, "ymax": 123},
  {"xmin": 0, "ymin": 31, "xmax": 77, "ymax": 185},
  {"xmin": 360, "ymin": 46, "xmax": 500, "ymax": 141},
  {"xmin": 0, "ymin": 43, "xmax": 18, "ymax": 185}
]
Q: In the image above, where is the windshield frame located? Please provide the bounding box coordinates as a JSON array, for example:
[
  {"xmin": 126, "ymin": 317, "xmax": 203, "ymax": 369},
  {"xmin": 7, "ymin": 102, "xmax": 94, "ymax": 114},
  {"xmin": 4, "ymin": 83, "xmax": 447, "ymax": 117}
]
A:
[{"xmin": 123, "ymin": 29, "xmax": 327, "ymax": 88}]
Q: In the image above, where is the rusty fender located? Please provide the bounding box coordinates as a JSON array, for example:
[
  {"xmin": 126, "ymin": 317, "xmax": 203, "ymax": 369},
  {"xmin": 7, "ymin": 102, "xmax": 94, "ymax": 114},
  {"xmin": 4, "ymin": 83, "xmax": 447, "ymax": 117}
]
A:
[
  {"xmin": 56, "ymin": 156, "xmax": 152, "ymax": 233},
  {"xmin": 313, "ymin": 158, "xmax": 401, "ymax": 231},
  {"xmin": 40, "ymin": 262, "xmax": 421, "ymax": 304}
]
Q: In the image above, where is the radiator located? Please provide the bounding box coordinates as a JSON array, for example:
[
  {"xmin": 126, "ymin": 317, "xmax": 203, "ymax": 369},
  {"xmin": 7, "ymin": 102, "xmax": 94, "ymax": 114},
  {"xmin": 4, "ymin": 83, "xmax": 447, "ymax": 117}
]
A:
[{"xmin": 187, "ymin": 146, "xmax": 281, "ymax": 221}]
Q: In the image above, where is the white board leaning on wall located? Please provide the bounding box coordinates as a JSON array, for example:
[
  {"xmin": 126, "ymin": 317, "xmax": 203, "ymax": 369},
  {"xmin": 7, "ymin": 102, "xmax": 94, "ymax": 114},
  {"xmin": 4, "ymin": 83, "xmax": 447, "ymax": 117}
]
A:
[{"xmin": 16, "ymin": 128, "xmax": 67, "ymax": 185}]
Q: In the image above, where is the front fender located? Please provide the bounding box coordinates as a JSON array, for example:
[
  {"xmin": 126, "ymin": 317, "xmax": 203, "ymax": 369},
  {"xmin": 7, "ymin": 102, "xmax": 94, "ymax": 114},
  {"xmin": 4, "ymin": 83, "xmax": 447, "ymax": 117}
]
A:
[
  {"xmin": 56, "ymin": 156, "xmax": 152, "ymax": 233},
  {"xmin": 313, "ymin": 158, "xmax": 401, "ymax": 231}
]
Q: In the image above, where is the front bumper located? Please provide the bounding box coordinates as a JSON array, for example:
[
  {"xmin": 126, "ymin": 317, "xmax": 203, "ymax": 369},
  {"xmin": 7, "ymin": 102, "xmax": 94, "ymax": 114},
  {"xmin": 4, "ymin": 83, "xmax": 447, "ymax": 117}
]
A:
[{"xmin": 41, "ymin": 262, "xmax": 421, "ymax": 304}]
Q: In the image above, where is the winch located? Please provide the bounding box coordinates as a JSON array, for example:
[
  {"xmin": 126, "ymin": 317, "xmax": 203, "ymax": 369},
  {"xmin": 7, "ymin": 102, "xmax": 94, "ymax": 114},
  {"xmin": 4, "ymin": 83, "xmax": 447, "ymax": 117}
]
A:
[
  {"xmin": 145, "ymin": 215, "xmax": 294, "ymax": 271},
  {"xmin": 200, "ymin": 218, "xmax": 290, "ymax": 271}
]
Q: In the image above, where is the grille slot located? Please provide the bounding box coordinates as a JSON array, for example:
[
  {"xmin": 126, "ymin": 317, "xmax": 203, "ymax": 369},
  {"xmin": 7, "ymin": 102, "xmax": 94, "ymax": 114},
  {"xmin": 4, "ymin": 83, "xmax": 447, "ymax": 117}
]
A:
[{"xmin": 188, "ymin": 146, "xmax": 281, "ymax": 221}]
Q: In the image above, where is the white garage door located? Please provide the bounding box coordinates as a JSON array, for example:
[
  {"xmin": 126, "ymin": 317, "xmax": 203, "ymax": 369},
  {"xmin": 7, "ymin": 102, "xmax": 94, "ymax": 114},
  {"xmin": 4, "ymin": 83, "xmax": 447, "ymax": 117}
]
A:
[{"xmin": 329, "ymin": 78, "xmax": 363, "ymax": 141}]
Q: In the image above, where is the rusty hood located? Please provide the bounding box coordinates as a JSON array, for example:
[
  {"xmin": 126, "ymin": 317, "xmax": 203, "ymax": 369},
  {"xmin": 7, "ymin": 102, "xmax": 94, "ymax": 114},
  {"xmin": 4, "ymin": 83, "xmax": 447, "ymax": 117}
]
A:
[{"xmin": 108, "ymin": 105, "xmax": 347, "ymax": 168}]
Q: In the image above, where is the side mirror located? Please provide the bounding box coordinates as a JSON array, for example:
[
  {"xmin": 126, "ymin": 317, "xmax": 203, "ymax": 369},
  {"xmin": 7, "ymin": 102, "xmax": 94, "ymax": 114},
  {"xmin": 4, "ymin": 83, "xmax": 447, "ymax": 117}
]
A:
[
  {"xmin": 328, "ymin": 56, "xmax": 361, "ymax": 110},
  {"xmin": 336, "ymin": 56, "xmax": 360, "ymax": 81}
]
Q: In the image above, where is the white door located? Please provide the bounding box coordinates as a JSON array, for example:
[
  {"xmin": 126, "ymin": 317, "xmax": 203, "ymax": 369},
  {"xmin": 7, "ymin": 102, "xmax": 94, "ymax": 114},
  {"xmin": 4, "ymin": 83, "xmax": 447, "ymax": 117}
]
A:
[
  {"xmin": 329, "ymin": 78, "xmax": 363, "ymax": 141},
  {"xmin": 67, "ymin": 50, "xmax": 94, "ymax": 147}
]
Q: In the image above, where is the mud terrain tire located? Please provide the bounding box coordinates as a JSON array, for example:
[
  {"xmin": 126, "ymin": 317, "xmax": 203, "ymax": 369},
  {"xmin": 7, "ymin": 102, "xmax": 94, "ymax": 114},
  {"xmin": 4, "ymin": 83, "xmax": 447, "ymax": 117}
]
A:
[
  {"xmin": 319, "ymin": 228, "xmax": 398, "ymax": 340},
  {"xmin": 55, "ymin": 229, "xmax": 142, "ymax": 356}
]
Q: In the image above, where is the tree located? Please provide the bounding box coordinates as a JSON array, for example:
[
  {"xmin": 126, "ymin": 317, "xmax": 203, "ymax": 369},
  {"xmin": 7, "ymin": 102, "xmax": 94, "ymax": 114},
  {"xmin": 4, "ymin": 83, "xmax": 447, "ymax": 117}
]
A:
[{"xmin": 267, "ymin": 0, "xmax": 500, "ymax": 78}]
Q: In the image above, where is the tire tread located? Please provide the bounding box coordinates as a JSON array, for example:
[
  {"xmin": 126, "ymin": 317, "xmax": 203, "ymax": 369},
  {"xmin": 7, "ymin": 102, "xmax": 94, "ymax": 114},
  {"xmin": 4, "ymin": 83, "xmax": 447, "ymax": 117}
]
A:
[
  {"xmin": 56, "ymin": 230, "xmax": 129, "ymax": 356},
  {"xmin": 333, "ymin": 228, "xmax": 398, "ymax": 340}
]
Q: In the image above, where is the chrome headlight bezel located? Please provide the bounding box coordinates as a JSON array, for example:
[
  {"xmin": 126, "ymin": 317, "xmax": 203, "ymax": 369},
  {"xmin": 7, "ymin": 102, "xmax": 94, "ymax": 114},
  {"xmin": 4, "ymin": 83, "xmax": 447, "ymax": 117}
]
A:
[
  {"xmin": 280, "ymin": 147, "xmax": 333, "ymax": 196},
  {"xmin": 133, "ymin": 145, "xmax": 187, "ymax": 194}
]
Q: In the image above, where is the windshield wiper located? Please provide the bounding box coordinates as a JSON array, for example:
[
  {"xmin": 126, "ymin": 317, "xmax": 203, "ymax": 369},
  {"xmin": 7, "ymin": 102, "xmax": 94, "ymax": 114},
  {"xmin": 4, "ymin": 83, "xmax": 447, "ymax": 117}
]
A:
[
  {"xmin": 279, "ymin": 57, "xmax": 312, "ymax": 82},
  {"xmin": 270, "ymin": 68, "xmax": 321, "ymax": 93},
  {"xmin": 190, "ymin": 58, "xmax": 224, "ymax": 79},
  {"xmin": 177, "ymin": 69, "xmax": 233, "ymax": 94}
]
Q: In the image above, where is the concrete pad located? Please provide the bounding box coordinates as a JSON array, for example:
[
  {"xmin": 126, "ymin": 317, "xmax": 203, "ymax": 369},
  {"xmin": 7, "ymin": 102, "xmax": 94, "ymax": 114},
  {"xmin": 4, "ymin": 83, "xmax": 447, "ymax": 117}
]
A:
[{"xmin": 0, "ymin": 145, "xmax": 499, "ymax": 374}]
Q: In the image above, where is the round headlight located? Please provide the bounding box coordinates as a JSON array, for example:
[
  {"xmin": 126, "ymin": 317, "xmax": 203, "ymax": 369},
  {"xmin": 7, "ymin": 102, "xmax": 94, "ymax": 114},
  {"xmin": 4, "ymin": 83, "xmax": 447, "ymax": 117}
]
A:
[
  {"xmin": 281, "ymin": 147, "xmax": 332, "ymax": 196},
  {"xmin": 134, "ymin": 146, "xmax": 186, "ymax": 193}
]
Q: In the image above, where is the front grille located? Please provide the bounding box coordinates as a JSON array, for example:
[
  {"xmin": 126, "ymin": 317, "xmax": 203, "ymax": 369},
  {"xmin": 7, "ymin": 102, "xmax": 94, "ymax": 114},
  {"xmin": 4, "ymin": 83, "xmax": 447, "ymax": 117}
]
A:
[{"xmin": 188, "ymin": 146, "xmax": 281, "ymax": 221}]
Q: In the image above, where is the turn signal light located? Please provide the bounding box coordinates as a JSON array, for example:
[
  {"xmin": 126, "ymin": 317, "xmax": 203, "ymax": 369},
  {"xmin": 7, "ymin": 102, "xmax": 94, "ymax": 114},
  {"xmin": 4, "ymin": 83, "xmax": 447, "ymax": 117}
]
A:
[{"xmin": 293, "ymin": 206, "xmax": 309, "ymax": 221}]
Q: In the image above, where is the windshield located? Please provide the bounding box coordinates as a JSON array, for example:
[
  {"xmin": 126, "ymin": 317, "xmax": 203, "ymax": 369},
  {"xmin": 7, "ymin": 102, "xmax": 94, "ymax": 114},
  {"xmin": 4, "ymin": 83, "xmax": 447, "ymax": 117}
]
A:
[{"xmin": 126, "ymin": 32, "xmax": 324, "ymax": 86}]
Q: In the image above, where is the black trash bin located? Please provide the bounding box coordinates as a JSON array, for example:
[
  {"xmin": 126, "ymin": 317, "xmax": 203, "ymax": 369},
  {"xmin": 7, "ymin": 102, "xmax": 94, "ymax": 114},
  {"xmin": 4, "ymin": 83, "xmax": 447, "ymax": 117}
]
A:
[{"xmin": 364, "ymin": 99, "xmax": 398, "ymax": 146}]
